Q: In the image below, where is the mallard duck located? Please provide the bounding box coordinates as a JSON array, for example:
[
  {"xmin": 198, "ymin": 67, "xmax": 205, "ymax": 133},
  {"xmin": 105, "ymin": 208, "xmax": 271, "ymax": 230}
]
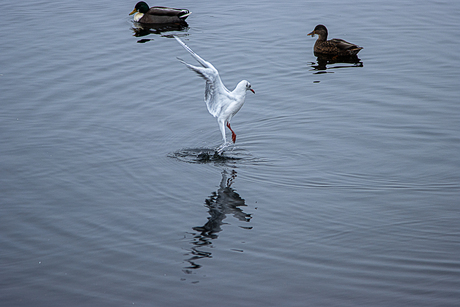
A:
[
  {"xmin": 129, "ymin": 1, "xmax": 191, "ymax": 24},
  {"xmin": 307, "ymin": 25, "xmax": 363, "ymax": 56}
]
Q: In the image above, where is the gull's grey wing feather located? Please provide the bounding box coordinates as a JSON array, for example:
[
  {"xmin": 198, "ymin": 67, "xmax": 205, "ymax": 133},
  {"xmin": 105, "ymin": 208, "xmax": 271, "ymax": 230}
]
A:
[
  {"xmin": 174, "ymin": 36, "xmax": 214, "ymax": 69},
  {"xmin": 176, "ymin": 57, "xmax": 219, "ymax": 116},
  {"xmin": 174, "ymin": 36, "xmax": 229, "ymax": 117}
]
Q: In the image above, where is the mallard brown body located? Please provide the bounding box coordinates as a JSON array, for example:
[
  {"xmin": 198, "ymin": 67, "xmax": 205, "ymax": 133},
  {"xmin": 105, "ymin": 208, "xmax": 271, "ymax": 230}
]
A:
[
  {"xmin": 308, "ymin": 25, "xmax": 362, "ymax": 56},
  {"xmin": 129, "ymin": 2, "xmax": 190, "ymax": 24}
]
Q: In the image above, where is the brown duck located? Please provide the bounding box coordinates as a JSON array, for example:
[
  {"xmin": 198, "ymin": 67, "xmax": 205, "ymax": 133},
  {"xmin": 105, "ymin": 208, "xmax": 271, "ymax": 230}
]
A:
[{"xmin": 307, "ymin": 25, "xmax": 363, "ymax": 56}]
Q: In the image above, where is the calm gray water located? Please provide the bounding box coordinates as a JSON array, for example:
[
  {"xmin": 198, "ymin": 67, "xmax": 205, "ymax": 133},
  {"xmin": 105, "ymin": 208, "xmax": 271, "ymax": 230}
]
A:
[{"xmin": 1, "ymin": 0, "xmax": 459, "ymax": 306}]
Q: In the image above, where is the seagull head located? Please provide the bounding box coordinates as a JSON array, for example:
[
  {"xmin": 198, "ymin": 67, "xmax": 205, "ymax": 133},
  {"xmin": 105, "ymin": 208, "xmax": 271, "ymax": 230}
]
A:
[{"xmin": 245, "ymin": 81, "xmax": 255, "ymax": 94}]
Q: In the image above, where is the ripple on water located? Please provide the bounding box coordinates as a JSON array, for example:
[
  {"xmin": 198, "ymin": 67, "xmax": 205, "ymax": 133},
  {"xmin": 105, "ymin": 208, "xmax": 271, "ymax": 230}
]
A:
[{"xmin": 168, "ymin": 146, "xmax": 264, "ymax": 166}]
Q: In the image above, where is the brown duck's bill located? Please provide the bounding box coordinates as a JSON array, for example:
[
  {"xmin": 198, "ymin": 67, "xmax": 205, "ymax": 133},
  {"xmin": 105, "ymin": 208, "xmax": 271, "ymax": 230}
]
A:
[
  {"xmin": 129, "ymin": 9, "xmax": 137, "ymax": 15},
  {"xmin": 307, "ymin": 31, "xmax": 315, "ymax": 36}
]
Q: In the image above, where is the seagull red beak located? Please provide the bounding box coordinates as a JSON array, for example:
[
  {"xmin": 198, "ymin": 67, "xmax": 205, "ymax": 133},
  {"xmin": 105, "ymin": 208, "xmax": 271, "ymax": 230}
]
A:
[{"xmin": 250, "ymin": 89, "xmax": 255, "ymax": 94}]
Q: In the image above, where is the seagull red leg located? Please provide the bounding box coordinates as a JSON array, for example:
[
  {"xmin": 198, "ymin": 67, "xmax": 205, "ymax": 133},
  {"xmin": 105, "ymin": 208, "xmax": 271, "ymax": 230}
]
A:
[{"xmin": 227, "ymin": 122, "xmax": 236, "ymax": 143}]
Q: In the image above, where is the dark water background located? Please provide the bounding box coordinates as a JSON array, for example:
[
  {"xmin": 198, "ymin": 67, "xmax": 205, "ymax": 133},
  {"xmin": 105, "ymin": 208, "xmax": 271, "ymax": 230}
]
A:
[{"xmin": 1, "ymin": 0, "xmax": 459, "ymax": 306}]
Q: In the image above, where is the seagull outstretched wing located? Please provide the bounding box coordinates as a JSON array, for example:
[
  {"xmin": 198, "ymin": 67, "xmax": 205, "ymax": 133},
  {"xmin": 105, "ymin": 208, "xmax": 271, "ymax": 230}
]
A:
[{"xmin": 174, "ymin": 36, "xmax": 229, "ymax": 117}]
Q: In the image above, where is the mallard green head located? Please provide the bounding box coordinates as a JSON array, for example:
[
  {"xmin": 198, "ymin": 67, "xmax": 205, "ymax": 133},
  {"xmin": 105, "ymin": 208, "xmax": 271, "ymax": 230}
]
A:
[{"xmin": 129, "ymin": 1, "xmax": 150, "ymax": 15}]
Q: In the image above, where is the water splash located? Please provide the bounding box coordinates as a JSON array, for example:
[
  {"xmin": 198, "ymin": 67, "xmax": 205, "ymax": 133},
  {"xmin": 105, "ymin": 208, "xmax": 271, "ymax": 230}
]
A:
[
  {"xmin": 168, "ymin": 147, "xmax": 241, "ymax": 164},
  {"xmin": 168, "ymin": 144, "xmax": 265, "ymax": 165}
]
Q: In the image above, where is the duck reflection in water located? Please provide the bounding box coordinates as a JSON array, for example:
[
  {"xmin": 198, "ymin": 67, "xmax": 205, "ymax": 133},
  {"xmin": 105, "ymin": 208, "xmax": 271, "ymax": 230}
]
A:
[
  {"xmin": 183, "ymin": 170, "xmax": 252, "ymax": 272},
  {"xmin": 311, "ymin": 52, "xmax": 363, "ymax": 72},
  {"xmin": 131, "ymin": 22, "xmax": 188, "ymax": 37},
  {"xmin": 131, "ymin": 22, "xmax": 189, "ymax": 43}
]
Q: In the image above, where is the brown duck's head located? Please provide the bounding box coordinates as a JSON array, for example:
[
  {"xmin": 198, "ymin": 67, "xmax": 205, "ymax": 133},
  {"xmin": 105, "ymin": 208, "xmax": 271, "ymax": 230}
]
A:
[{"xmin": 307, "ymin": 24, "xmax": 328, "ymax": 39}]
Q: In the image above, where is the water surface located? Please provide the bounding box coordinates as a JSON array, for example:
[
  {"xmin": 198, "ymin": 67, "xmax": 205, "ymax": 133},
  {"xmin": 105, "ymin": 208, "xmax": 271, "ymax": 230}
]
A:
[{"xmin": 1, "ymin": 0, "xmax": 459, "ymax": 306}]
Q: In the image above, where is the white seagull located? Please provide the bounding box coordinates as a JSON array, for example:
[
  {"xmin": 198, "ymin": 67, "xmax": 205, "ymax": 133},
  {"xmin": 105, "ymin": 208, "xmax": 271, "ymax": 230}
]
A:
[{"xmin": 174, "ymin": 36, "xmax": 255, "ymax": 149}]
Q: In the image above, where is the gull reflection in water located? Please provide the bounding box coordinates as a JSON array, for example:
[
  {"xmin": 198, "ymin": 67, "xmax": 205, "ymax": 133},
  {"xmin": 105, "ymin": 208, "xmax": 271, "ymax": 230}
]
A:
[{"xmin": 183, "ymin": 170, "xmax": 252, "ymax": 273}]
